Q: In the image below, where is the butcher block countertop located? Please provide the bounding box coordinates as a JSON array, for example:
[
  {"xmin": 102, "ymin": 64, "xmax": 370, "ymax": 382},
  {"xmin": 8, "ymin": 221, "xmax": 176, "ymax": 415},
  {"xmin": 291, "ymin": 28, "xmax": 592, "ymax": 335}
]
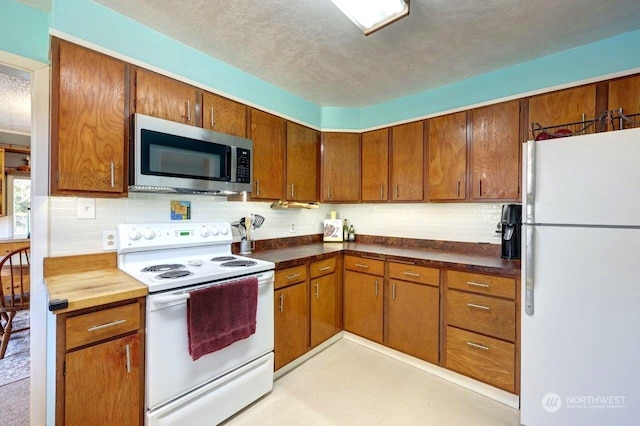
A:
[{"xmin": 44, "ymin": 252, "xmax": 147, "ymax": 314}]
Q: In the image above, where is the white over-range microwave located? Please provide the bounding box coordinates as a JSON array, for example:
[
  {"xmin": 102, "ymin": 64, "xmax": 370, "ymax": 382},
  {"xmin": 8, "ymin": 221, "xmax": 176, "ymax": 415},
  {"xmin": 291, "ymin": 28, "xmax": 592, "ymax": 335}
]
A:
[{"xmin": 130, "ymin": 113, "xmax": 253, "ymax": 195}]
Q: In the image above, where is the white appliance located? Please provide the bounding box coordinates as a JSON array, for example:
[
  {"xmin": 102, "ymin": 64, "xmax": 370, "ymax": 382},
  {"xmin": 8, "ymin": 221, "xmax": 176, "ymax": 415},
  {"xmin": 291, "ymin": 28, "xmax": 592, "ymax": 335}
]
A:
[
  {"xmin": 117, "ymin": 222, "xmax": 275, "ymax": 425},
  {"xmin": 521, "ymin": 128, "xmax": 640, "ymax": 425}
]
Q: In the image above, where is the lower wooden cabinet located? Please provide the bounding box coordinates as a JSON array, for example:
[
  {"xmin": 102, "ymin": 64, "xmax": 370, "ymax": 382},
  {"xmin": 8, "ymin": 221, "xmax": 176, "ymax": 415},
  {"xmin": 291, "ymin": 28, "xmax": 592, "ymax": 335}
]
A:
[
  {"xmin": 310, "ymin": 257, "xmax": 338, "ymax": 348},
  {"xmin": 343, "ymin": 255, "xmax": 384, "ymax": 344},
  {"xmin": 56, "ymin": 299, "xmax": 145, "ymax": 426},
  {"xmin": 274, "ymin": 281, "xmax": 308, "ymax": 370}
]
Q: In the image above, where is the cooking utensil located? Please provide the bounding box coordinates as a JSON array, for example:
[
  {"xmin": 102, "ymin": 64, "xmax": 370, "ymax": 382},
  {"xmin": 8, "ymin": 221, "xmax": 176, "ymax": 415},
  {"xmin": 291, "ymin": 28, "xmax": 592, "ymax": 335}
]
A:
[
  {"xmin": 232, "ymin": 220, "xmax": 246, "ymax": 239},
  {"xmin": 245, "ymin": 215, "xmax": 252, "ymax": 240},
  {"xmin": 251, "ymin": 214, "xmax": 265, "ymax": 229}
]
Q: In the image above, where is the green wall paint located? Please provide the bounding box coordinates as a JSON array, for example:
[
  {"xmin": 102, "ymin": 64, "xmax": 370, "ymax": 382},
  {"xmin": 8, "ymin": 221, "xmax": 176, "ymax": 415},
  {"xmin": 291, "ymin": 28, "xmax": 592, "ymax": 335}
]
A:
[{"xmin": 0, "ymin": 0, "xmax": 49, "ymax": 63}]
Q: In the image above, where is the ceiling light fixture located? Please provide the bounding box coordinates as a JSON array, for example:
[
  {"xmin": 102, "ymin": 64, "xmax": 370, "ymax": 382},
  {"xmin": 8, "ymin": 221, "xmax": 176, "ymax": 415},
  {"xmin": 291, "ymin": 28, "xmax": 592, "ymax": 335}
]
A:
[{"xmin": 329, "ymin": 0, "xmax": 410, "ymax": 36}]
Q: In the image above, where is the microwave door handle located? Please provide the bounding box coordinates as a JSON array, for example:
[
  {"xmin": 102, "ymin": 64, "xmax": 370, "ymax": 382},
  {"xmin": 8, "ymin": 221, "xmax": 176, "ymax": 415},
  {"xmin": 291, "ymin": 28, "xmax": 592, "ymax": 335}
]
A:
[{"xmin": 228, "ymin": 146, "xmax": 234, "ymax": 182}]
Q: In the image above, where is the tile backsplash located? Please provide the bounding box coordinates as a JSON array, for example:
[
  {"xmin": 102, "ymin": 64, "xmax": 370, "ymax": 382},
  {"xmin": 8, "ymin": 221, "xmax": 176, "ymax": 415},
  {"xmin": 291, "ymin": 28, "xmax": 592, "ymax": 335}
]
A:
[{"xmin": 48, "ymin": 194, "xmax": 504, "ymax": 256}]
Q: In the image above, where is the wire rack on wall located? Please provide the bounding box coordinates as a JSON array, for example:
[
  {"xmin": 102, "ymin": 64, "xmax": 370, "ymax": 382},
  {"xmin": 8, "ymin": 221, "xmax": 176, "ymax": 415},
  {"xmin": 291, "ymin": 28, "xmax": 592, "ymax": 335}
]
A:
[{"xmin": 530, "ymin": 109, "xmax": 640, "ymax": 141}]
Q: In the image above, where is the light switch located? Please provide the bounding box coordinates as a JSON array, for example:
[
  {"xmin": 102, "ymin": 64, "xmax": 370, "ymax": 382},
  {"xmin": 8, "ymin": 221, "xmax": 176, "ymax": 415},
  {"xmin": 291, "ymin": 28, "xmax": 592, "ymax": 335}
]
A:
[{"xmin": 77, "ymin": 198, "xmax": 96, "ymax": 219}]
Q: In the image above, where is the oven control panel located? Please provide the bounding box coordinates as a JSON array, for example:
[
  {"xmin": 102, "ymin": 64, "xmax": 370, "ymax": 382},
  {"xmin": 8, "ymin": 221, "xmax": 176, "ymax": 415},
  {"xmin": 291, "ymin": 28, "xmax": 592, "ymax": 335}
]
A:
[{"xmin": 117, "ymin": 222, "xmax": 232, "ymax": 252}]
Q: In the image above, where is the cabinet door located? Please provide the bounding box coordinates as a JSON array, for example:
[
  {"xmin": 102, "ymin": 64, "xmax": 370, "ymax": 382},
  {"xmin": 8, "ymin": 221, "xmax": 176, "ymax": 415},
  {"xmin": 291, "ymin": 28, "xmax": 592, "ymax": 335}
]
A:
[
  {"xmin": 202, "ymin": 92, "xmax": 247, "ymax": 137},
  {"xmin": 390, "ymin": 121, "xmax": 425, "ymax": 201},
  {"xmin": 310, "ymin": 273, "xmax": 337, "ymax": 348},
  {"xmin": 321, "ymin": 132, "xmax": 361, "ymax": 202},
  {"xmin": 52, "ymin": 39, "xmax": 127, "ymax": 196},
  {"xmin": 274, "ymin": 283, "xmax": 308, "ymax": 370},
  {"xmin": 286, "ymin": 122, "xmax": 318, "ymax": 202},
  {"xmin": 343, "ymin": 270, "xmax": 383, "ymax": 343},
  {"xmin": 470, "ymin": 100, "xmax": 520, "ymax": 200},
  {"xmin": 65, "ymin": 334, "xmax": 141, "ymax": 425},
  {"xmin": 135, "ymin": 68, "xmax": 199, "ymax": 125},
  {"xmin": 251, "ymin": 109, "xmax": 286, "ymax": 200},
  {"xmin": 528, "ymin": 84, "xmax": 597, "ymax": 130},
  {"xmin": 361, "ymin": 128, "xmax": 389, "ymax": 201},
  {"xmin": 608, "ymin": 75, "xmax": 640, "ymax": 130},
  {"xmin": 428, "ymin": 112, "xmax": 467, "ymax": 201},
  {"xmin": 388, "ymin": 280, "xmax": 439, "ymax": 364}
]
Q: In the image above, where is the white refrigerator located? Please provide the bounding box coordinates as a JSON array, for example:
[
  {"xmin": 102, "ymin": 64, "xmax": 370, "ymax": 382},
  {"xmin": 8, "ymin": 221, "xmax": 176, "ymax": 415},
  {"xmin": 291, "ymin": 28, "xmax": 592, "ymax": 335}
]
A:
[{"xmin": 520, "ymin": 127, "xmax": 640, "ymax": 425}]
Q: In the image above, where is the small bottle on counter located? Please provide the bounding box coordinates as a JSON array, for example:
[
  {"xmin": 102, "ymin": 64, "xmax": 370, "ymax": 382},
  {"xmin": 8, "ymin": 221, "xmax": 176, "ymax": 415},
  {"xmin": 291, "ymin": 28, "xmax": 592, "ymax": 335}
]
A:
[
  {"xmin": 343, "ymin": 219, "xmax": 349, "ymax": 242},
  {"xmin": 348, "ymin": 224, "xmax": 355, "ymax": 242}
]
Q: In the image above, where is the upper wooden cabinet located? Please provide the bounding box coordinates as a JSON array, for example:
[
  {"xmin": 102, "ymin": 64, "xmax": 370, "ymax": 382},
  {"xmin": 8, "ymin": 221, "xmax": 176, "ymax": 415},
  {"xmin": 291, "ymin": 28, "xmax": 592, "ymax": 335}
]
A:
[
  {"xmin": 133, "ymin": 68, "xmax": 200, "ymax": 126},
  {"xmin": 427, "ymin": 112, "xmax": 467, "ymax": 201},
  {"xmin": 390, "ymin": 121, "xmax": 425, "ymax": 201},
  {"xmin": 321, "ymin": 132, "xmax": 361, "ymax": 202},
  {"xmin": 51, "ymin": 38, "xmax": 128, "ymax": 197},
  {"xmin": 528, "ymin": 84, "xmax": 597, "ymax": 129},
  {"xmin": 608, "ymin": 75, "xmax": 640, "ymax": 128},
  {"xmin": 202, "ymin": 92, "xmax": 248, "ymax": 137},
  {"xmin": 469, "ymin": 100, "xmax": 521, "ymax": 201},
  {"xmin": 361, "ymin": 129, "xmax": 389, "ymax": 201},
  {"xmin": 286, "ymin": 122, "xmax": 318, "ymax": 202},
  {"xmin": 250, "ymin": 109, "xmax": 286, "ymax": 200}
]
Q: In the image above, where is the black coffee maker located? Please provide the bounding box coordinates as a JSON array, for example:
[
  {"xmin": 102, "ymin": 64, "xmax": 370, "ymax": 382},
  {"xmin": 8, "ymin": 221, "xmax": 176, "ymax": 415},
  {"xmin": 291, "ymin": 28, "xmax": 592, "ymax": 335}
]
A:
[{"xmin": 501, "ymin": 204, "xmax": 522, "ymax": 259}]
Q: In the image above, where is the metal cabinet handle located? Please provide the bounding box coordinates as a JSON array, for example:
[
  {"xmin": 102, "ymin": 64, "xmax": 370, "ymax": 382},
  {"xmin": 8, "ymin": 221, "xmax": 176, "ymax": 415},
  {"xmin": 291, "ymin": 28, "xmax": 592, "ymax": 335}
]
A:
[
  {"xmin": 210, "ymin": 107, "xmax": 215, "ymax": 127},
  {"xmin": 319, "ymin": 266, "xmax": 332, "ymax": 271},
  {"xmin": 287, "ymin": 273, "xmax": 301, "ymax": 280},
  {"xmin": 375, "ymin": 280, "xmax": 379, "ymax": 296},
  {"xmin": 314, "ymin": 282, "xmax": 319, "ymax": 299},
  {"xmin": 87, "ymin": 319, "xmax": 126, "ymax": 332},
  {"xmin": 186, "ymin": 100, "xmax": 191, "ymax": 122},
  {"xmin": 327, "ymin": 185, "xmax": 332, "ymax": 199},
  {"xmin": 403, "ymin": 272, "xmax": 420, "ymax": 277},
  {"xmin": 380, "ymin": 185, "xmax": 384, "ymax": 199},
  {"xmin": 467, "ymin": 303, "xmax": 490, "ymax": 310},
  {"xmin": 456, "ymin": 181, "xmax": 460, "ymax": 198},
  {"xmin": 466, "ymin": 341, "xmax": 489, "ymax": 351},
  {"xmin": 278, "ymin": 293, "xmax": 284, "ymax": 312},
  {"xmin": 110, "ymin": 162, "xmax": 115, "ymax": 188},
  {"xmin": 125, "ymin": 343, "xmax": 131, "ymax": 373},
  {"xmin": 290, "ymin": 183, "xmax": 295, "ymax": 198},
  {"xmin": 467, "ymin": 281, "xmax": 490, "ymax": 288},
  {"xmin": 355, "ymin": 263, "xmax": 369, "ymax": 269},
  {"xmin": 256, "ymin": 180, "xmax": 260, "ymax": 196},
  {"xmin": 395, "ymin": 184, "xmax": 399, "ymax": 199},
  {"xmin": 392, "ymin": 283, "xmax": 396, "ymax": 300},
  {"xmin": 478, "ymin": 179, "xmax": 482, "ymax": 196}
]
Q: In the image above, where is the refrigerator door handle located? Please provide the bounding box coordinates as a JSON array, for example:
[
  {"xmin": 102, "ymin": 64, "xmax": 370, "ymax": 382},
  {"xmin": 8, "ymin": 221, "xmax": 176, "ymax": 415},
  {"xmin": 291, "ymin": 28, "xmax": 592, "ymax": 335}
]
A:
[
  {"xmin": 525, "ymin": 224, "xmax": 535, "ymax": 315},
  {"xmin": 525, "ymin": 140, "xmax": 536, "ymax": 223}
]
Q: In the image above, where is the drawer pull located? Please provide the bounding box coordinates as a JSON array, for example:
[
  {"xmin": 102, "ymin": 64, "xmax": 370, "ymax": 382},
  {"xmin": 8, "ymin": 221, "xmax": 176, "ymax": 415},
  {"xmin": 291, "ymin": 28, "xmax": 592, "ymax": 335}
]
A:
[
  {"xmin": 466, "ymin": 303, "xmax": 490, "ymax": 310},
  {"xmin": 125, "ymin": 344, "xmax": 131, "ymax": 373},
  {"xmin": 314, "ymin": 282, "xmax": 320, "ymax": 299},
  {"xmin": 355, "ymin": 263, "xmax": 369, "ymax": 269},
  {"xmin": 466, "ymin": 341, "xmax": 489, "ymax": 351},
  {"xmin": 87, "ymin": 319, "xmax": 126, "ymax": 332},
  {"xmin": 287, "ymin": 273, "xmax": 301, "ymax": 280},
  {"xmin": 319, "ymin": 266, "xmax": 332, "ymax": 271},
  {"xmin": 467, "ymin": 281, "xmax": 490, "ymax": 288},
  {"xmin": 403, "ymin": 272, "xmax": 421, "ymax": 277}
]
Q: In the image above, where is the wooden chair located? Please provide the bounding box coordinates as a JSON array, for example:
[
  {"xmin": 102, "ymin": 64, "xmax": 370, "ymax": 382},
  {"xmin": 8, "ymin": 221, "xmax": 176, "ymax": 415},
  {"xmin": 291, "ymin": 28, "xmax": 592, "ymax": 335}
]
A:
[{"xmin": 0, "ymin": 247, "xmax": 30, "ymax": 359}]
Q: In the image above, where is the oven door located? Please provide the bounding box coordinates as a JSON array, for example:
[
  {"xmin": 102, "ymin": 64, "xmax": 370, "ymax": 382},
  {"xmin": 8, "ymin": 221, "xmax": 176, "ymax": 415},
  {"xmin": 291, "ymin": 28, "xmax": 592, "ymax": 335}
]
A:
[{"xmin": 145, "ymin": 271, "xmax": 274, "ymax": 411}]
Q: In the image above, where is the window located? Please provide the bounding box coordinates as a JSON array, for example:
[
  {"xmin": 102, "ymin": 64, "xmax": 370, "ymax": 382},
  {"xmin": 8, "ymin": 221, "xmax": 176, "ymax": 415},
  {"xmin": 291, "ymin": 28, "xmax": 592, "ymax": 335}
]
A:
[{"xmin": 7, "ymin": 175, "xmax": 31, "ymax": 237}]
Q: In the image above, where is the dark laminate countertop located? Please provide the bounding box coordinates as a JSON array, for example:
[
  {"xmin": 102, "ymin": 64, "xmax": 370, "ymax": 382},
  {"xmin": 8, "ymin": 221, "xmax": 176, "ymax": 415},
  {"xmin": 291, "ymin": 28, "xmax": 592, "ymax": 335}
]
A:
[{"xmin": 249, "ymin": 242, "xmax": 520, "ymax": 276}]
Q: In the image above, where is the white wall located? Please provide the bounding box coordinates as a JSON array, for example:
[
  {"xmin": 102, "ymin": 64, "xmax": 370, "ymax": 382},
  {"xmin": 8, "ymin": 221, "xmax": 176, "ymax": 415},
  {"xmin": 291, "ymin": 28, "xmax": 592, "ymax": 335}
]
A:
[{"xmin": 48, "ymin": 194, "xmax": 504, "ymax": 256}]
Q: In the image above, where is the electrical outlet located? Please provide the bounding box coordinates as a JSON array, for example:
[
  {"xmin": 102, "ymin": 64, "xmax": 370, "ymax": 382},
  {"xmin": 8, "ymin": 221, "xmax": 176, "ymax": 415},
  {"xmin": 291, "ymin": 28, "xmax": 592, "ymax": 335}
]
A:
[
  {"xmin": 102, "ymin": 231, "xmax": 117, "ymax": 250},
  {"xmin": 290, "ymin": 223, "xmax": 295, "ymax": 233}
]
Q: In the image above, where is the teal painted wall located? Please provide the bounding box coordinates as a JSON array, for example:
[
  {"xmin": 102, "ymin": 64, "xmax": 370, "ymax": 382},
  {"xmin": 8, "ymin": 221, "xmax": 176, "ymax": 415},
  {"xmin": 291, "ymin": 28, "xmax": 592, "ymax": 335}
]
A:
[{"xmin": 0, "ymin": 0, "xmax": 49, "ymax": 63}]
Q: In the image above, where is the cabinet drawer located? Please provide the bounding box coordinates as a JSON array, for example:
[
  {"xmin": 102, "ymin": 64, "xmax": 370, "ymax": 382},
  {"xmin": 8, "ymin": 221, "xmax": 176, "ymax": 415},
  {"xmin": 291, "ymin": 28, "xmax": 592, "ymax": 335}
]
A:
[
  {"xmin": 66, "ymin": 303, "xmax": 140, "ymax": 350},
  {"xmin": 275, "ymin": 265, "xmax": 307, "ymax": 289},
  {"xmin": 389, "ymin": 262, "xmax": 439, "ymax": 286},
  {"xmin": 447, "ymin": 270, "xmax": 516, "ymax": 299},
  {"xmin": 310, "ymin": 257, "xmax": 336, "ymax": 278},
  {"xmin": 446, "ymin": 290, "xmax": 516, "ymax": 342},
  {"xmin": 446, "ymin": 326, "xmax": 515, "ymax": 393},
  {"xmin": 0, "ymin": 242, "xmax": 29, "ymax": 256},
  {"xmin": 344, "ymin": 255, "xmax": 384, "ymax": 276}
]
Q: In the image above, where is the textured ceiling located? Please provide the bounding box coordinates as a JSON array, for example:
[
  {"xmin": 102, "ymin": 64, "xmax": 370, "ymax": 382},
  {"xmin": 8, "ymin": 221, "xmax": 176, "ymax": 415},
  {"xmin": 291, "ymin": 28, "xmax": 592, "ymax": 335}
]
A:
[
  {"xmin": 95, "ymin": 0, "xmax": 640, "ymax": 108},
  {"xmin": 0, "ymin": 65, "xmax": 31, "ymax": 135}
]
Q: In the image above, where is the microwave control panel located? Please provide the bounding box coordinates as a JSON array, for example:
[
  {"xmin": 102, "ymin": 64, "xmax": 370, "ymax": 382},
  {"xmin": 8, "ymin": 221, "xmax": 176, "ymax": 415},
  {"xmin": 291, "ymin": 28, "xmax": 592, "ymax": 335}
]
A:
[{"xmin": 236, "ymin": 148, "xmax": 251, "ymax": 183}]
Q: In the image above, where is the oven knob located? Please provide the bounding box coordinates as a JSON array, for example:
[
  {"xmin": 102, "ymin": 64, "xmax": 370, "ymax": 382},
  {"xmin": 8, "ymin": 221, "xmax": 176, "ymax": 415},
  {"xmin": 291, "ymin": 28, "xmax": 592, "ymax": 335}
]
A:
[
  {"xmin": 143, "ymin": 229, "xmax": 156, "ymax": 240},
  {"xmin": 199, "ymin": 226, "xmax": 210, "ymax": 238},
  {"xmin": 128, "ymin": 230, "xmax": 141, "ymax": 241},
  {"xmin": 220, "ymin": 225, "xmax": 229, "ymax": 235},
  {"xmin": 210, "ymin": 225, "xmax": 220, "ymax": 236}
]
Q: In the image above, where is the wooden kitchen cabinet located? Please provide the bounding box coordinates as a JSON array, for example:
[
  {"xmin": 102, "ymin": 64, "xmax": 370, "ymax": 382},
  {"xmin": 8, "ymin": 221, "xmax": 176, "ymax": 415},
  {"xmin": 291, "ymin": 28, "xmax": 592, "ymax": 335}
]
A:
[
  {"xmin": 51, "ymin": 38, "xmax": 128, "ymax": 197},
  {"xmin": 390, "ymin": 121, "xmax": 425, "ymax": 201},
  {"xmin": 444, "ymin": 270, "xmax": 519, "ymax": 394},
  {"xmin": 286, "ymin": 122, "xmax": 319, "ymax": 202},
  {"xmin": 250, "ymin": 109, "xmax": 286, "ymax": 200},
  {"xmin": 387, "ymin": 262, "xmax": 440, "ymax": 364},
  {"xmin": 321, "ymin": 132, "xmax": 361, "ymax": 202},
  {"xmin": 202, "ymin": 91, "xmax": 248, "ymax": 137},
  {"xmin": 427, "ymin": 112, "xmax": 467, "ymax": 201},
  {"xmin": 309, "ymin": 257, "xmax": 338, "ymax": 348},
  {"xmin": 274, "ymin": 265, "xmax": 308, "ymax": 370},
  {"xmin": 343, "ymin": 255, "xmax": 384, "ymax": 343},
  {"xmin": 528, "ymin": 84, "xmax": 597, "ymax": 130},
  {"xmin": 133, "ymin": 68, "xmax": 200, "ymax": 126},
  {"xmin": 608, "ymin": 75, "xmax": 640, "ymax": 129},
  {"xmin": 469, "ymin": 100, "xmax": 521, "ymax": 201},
  {"xmin": 361, "ymin": 128, "xmax": 389, "ymax": 201},
  {"xmin": 56, "ymin": 299, "xmax": 145, "ymax": 426}
]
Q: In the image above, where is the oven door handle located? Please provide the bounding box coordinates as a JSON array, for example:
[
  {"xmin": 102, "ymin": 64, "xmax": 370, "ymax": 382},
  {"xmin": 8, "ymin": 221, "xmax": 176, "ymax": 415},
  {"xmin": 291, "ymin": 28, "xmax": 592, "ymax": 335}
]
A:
[{"xmin": 153, "ymin": 293, "xmax": 191, "ymax": 305}]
